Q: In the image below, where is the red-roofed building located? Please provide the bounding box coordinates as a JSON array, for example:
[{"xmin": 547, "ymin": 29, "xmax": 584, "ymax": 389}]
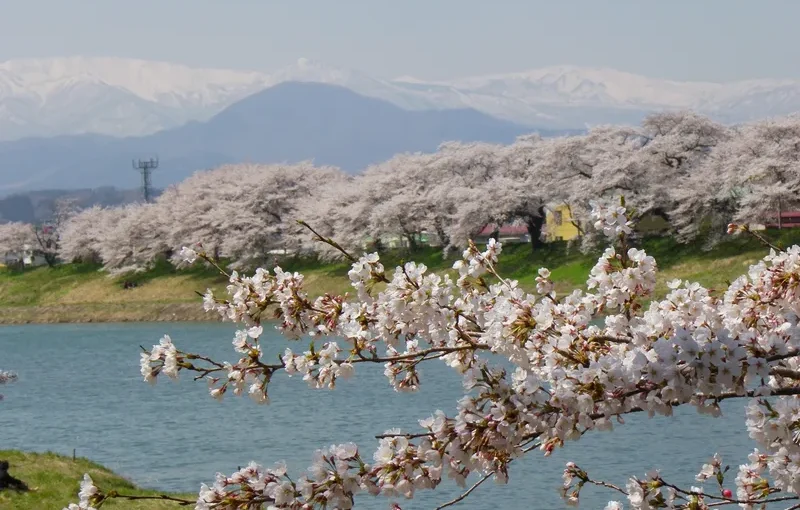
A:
[
  {"xmin": 474, "ymin": 224, "xmax": 531, "ymax": 244},
  {"xmin": 765, "ymin": 211, "xmax": 800, "ymax": 229}
]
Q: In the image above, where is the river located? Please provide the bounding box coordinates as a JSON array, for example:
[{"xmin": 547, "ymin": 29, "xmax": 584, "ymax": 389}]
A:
[{"xmin": 0, "ymin": 322, "xmax": 754, "ymax": 509}]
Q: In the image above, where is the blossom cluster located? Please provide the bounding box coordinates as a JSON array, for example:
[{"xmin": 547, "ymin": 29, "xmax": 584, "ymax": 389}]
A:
[
  {"xmin": 0, "ymin": 369, "xmax": 17, "ymax": 402},
  {"xmin": 0, "ymin": 370, "xmax": 17, "ymax": 385},
  {"xmin": 590, "ymin": 200, "xmax": 634, "ymax": 238},
  {"xmin": 140, "ymin": 335, "xmax": 179, "ymax": 383},
  {"xmin": 64, "ymin": 199, "xmax": 800, "ymax": 509},
  {"xmin": 63, "ymin": 474, "xmax": 99, "ymax": 510}
]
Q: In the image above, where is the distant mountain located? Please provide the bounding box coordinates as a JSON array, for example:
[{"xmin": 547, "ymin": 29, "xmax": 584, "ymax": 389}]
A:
[
  {"xmin": 0, "ymin": 187, "xmax": 149, "ymax": 223},
  {"xmin": 0, "ymin": 82, "xmax": 541, "ymax": 193},
  {"xmin": 0, "ymin": 57, "xmax": 271, "ymax": 139},
  {"xmin": 4, "ymin": 57, "xmax": 800, "ymax": 140}
]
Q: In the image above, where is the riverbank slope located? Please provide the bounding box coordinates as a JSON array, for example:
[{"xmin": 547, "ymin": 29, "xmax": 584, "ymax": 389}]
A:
[
  {"xmin": 0, "ymin": 450, "xmax": 191, "ymax": 509},
  {"xmin": 1, "ymin": 232, "xmax": 798, "ymax": 324}
]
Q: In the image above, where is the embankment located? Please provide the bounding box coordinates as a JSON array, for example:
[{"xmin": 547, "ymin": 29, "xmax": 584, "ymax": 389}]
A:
[{"xmin": 1, "ymin": 233, "xmax": 796, "ymax": 324}]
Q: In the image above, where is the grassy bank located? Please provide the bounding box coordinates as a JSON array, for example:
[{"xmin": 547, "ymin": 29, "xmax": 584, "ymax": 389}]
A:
[
  {"xmin": 0, "ymin": 450, "xmax": 190, "ymax": 509},
  {"xmin": 2, "ymin": 230, "xmax": 800, "ymax": 324}
]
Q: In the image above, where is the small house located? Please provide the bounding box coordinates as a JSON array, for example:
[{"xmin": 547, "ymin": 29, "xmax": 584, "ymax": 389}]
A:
[
  {"xmin": 2, "ymin": 244, "xmax": 47, "ymax": 269},
  {"xmin": 544, "ymin": 204, "xmax": 580, "ymax": 242}
]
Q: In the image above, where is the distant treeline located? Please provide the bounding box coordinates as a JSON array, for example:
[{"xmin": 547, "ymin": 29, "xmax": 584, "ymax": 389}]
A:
[{"xmin": 0, "ymin": 187, "xmax": 157, "ymax": 224}]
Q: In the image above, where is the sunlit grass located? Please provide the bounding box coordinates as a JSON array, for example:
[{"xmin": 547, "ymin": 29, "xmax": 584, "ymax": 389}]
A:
[
  {"xmin": 0, "ymin": 450, "xmax": 191, "ymax": 510},
  {"xmin": 2, "ymin": 228, "xmax": 800, "ymax": 323}
]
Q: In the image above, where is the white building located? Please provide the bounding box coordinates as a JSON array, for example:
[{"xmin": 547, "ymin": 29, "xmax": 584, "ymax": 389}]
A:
[{"xmin": 1, "ymin": 244, "xmax": 48, "ymax": 268}]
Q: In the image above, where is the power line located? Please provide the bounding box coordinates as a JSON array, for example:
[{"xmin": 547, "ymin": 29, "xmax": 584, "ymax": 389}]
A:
[{"xmin": 132, "ymin": 157, "xmax": 159, "ymax": 203}]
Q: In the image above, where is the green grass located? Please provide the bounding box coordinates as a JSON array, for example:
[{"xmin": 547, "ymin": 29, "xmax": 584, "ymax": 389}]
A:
[
  {"xmin": 3, "ymin": 229, "xmax": 800, "ymax": 323},
  {"xmin": 0, "ymin": 450, "xmax": 191, "ymax": 510}
]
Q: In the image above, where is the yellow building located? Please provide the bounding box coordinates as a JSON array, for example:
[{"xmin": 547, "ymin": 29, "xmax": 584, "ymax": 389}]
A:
[{"xmin": 544, "ymin": 204, "xmax": 580, "ymax": 242}]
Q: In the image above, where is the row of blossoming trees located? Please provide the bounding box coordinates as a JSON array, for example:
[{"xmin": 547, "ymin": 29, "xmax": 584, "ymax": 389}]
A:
[
  {"xmin": 4, "ymin": 110, "xmax": 800, "ymax": 274},
  {"xmin": 49, "ymin": 112, "xmax": 800, "ymax": 509},
  {"xmin": 62, "ymin": 198, "xmax": 800, "ymax": 509}
]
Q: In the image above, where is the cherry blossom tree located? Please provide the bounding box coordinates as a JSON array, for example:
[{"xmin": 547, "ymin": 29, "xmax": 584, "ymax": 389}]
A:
[
  {"xmin": 94, "ymin": 203, "xmax": 170, "ymax": 274},
  {"xmin": 532, "ymin": 113, "xmax": 729, "ymax": 249},
  {"xmin": 59, "ymin": 206, "xmax": 107, "ymax": 264},
  {"xmin": 162, "ymin": 163, "xmax": 347, "ymax": 269},
  {"xmin": 64, "ymin": 199, "xmax": 800, "ymax": 510},
  {"xmin": 31, "ymin": 197, "xmax": 79, "ymax": 267},
  {"xmin": 159, "ymin": 169, "xmax": 235, "ymax": 264},
  {"xmin": 339, "ymin": 155, "xmax": 433, "ymax": 254},
  {"xmin": 636, "ymin": 112, "xmax": 730, "ymax": 243},
  {"xmin": 722, "ymin": 116, "xmax": 800, "ymax": 226},
  {"xmin": 638, "ymin": 111, "xmax": 729, "ymax": 186},
  {"xmin": 0, "ymin": 221, "xmax": 37, "ymax": 268},
  {"xmin": 497, "ymin": 134, "xmax": 566, "ymax": 253},
  {"xmin": 423, "ymin": 140, "xmax": 535, "ymax": 251},
  {"xmin": 542, "ymin": 126, "xmax": 645, "ymax": 248},
  {"xmin": 214, "ymin": 163, "xmax": 346, "ymax": 268},
  {"xmin": 669, "ymin": 140, "xmax": 743, "ymax": 245},
  {"xmin": 296, "ymin": 173, "xmax": 371, "ymax": 260},
  {"xmin": 669, "ymin": 116, "xmax": 800, "ymax": 246}
]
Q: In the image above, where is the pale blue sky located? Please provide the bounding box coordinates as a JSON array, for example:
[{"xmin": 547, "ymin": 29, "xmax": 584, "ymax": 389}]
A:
[{"xmin": 0, "ymin": 0, "xmax": 798, "ymax": 81}]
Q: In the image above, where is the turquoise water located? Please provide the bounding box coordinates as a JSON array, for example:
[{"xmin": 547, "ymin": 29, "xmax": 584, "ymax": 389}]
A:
[{"xmin": 0, "ymin": 323, "xmax": 754, "ymax": 509}]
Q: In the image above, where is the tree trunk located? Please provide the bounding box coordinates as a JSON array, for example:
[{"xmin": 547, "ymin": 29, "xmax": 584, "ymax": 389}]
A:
[
  {"xmin": 371, "ymin": 235, "xmax": 384, "ymax": 254},
  {"xmin": 525, "ymin": 208, "xmax": 546, "ymax": 255},
  {"xmin": 404, "ymin": 231, "xmax": 419, "ymax": 253},
  {"xmin": 44, "ymin": 253, "xmax": 57, "ymax": 268},
  {"xmin": 433, "ymin": 217, "xmax": 450, "ymax": 248}
]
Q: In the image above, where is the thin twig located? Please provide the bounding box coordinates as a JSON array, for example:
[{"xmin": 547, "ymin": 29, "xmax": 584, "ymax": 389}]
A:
[
  {"xmin": 105, "ymin": 493, "xmax": 195, "ymax": 506},
  {"xmin": 435, "ymin": 472, "xmax": 494, "ymax": 510},
  {"xmin": 583, "ymin": 478, "xmax": 627, "ymax": 495},
  {"xmin": 374, "ymin": 431, "xmax": 434, "ymax": 440},
  {"xmin": 297, "ymin": 220, "xmax": 357, "ymax": 262},
  {"xmin": 744, "ymin": 227, "xmax": 784, "ymax": 253},
  {"xmin": 772, "ymin": 367, "xmax": 800, "ymax": 380},
  {"xmin": 661, "ymin": 480, "xmax": 797, "ymax": 507},
  {"xmin": 434, "ymin": 441, "xmax": 543, "ymax": 509}
]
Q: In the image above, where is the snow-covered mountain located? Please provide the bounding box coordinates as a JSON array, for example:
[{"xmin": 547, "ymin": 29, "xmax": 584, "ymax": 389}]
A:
[
  {"xmin": 3, "ymin": 56, "xmax": 800, "ymax": 139},
  {"xmin": 0, "ymin": 56, "xmax": 270, "ymax": 139}
]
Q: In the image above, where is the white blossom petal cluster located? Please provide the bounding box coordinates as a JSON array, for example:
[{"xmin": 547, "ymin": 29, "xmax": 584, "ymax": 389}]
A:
[
  {"xmin": 591, "ymin": 201, "xmax": 634, "ymax": 238},
  {"xmin": 0, "ymin": 370, "xmax": 17, "ymax": 385},
  {"xmin": 139, "ymin": 334, "xmax": 179, "ymax": 384},
  {"xmin": 0, "ymin": 369, "xmax": 17, "ymax": 402},
  {"xmin": 62, "ymin": 474, "xmax": 99, "ymax": 510},
  {"xmin": 65, "ymin": 199, "xmax": 800, "ymax": 509}
]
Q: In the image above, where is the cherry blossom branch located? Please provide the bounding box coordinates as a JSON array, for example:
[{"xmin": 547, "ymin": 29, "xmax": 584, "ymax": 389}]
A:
[
  {"xmin": 728, "ymin": 223, "xmax": 784, "ymax": 253},
  {"xmin": 63, "ymin": 474, "xmax": 196, "ymax": 510},
  {"xmin": 659, "ymin": 478, "xmax": 797, "ymax": 507},
  {"xmin": 297, "ymin": 219, "xmax": 358, "ymax": 263},
  {"xmin": 435, "ymin": 472, "xmax": 493, "ymax": 510},
  {"xmin": 102, "ymin": 493, "xmax": 195, "ymax": 506},
  {"xmin": 89, "ymin": 200, "xmax": 800, "ymax": 510},
  {"xmin": 435, "ymin": 441, "xmax": 542, "ymax": 510}
]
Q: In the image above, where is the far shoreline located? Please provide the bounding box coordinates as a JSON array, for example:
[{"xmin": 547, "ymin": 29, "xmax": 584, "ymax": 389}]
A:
[{"xmin": 0, "ymin": 302, "xmax": 220, "ymax": 325}]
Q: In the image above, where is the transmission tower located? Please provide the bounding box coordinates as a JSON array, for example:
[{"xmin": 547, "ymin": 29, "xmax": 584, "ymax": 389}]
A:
[{"xmin": 132, "ymin": 157, "xmax": 159, "ymax": 203}]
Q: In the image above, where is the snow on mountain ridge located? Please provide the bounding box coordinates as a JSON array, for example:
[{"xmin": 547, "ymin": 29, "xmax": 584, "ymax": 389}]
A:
[
  {"xmin": 0, "ymin": 56, "xmax": 268, "ymax": 103},
  {"xmin": 1, "ymin": 56, "xmax": 800, "ymax": 139},
  {"xmin": 442, "ymin": 65, "xmax": 722, "ymax": 108}
]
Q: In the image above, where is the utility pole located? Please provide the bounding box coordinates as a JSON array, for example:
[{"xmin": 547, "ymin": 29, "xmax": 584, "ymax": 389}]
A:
[{"xmin": 132, "ymin": 157, "xmax": 159, "ymax": 203}]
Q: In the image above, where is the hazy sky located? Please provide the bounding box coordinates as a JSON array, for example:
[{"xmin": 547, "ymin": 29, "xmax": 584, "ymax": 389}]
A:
[{"xmin": 1, "ymin": 0, "xmax": 799, "ymax": 82}]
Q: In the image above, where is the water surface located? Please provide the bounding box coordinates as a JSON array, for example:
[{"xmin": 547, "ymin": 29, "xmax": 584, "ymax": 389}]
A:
[{"xmin": 0, "ymin": 323, "xmax": 755, "ymax": 509}]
